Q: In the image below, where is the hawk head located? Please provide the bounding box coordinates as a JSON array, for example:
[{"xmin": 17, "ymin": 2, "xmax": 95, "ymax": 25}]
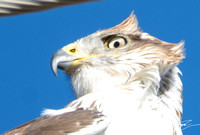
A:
[{"xmin": 51, "ymin": 12, "xmax": 184, "ymax": 98}]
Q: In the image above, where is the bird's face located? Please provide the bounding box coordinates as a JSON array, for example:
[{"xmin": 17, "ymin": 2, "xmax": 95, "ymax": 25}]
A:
[
  {"xmin": 51, "ymin": 13, "xmax": 139, "ymax": 76},
  {"xmin": 51, "ymin": 13, "xmax": 184, "ymax": 97},
  {"xmin": 51, "ymin": 13, "xmax": 184, "ymax": 77},
  {"xmin": 51, "ymin": 33, "xmax": 137, "ymax": 75}
]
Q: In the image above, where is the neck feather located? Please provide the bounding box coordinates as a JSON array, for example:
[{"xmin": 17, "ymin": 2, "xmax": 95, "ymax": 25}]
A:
[{"xmin": 69, "ymin": 65, "xmax": 183, "ymax": 134}]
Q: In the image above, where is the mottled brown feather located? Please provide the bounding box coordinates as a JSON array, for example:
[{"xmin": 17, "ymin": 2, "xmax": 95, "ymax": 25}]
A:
[{"xmin": 3, "ymin": 109, "xmax": 104, "ymax": 135}]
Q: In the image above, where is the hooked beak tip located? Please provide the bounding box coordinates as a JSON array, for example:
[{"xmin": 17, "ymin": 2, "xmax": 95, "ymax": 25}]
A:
[
  {"xmin": 51, "ymin": 57, "xmax": 58, "ymax": 77},
  {"xmin": 52, "ymin": 67, "xmax": 58, "ymax": 77},
  {"xmin": 51, "ymin": 48, "xmax": 79, "ymax": 77},
  {"xmin": 50, "ymin": 49, "xmax": 75, "ymax": 77}
]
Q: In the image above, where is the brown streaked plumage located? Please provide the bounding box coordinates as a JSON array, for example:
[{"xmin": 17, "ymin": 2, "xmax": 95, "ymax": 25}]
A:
[
  {"xmin": 4, "ymin": 12, "xmax": 184, "ymax": 135},
  {"xmin": 4, "ymin": 109, "xmax": 107, "ymax": 135}
]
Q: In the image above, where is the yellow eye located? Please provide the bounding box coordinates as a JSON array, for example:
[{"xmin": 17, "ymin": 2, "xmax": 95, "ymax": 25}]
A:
[{"xmin": 106, "ymin": 36, "xmax": 128, "ymax": 49}]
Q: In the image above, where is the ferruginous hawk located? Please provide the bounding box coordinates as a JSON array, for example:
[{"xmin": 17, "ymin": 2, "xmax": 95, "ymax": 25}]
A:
[{"xmin": 3, "ymin": 12, "xmax": 184, "ymax": 135}]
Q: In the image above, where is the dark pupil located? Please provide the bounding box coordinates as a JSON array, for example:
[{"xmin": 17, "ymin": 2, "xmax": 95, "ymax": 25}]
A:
[{"xmin": 114, "ymin": 41, "xmax": 120, "ymax": 48}]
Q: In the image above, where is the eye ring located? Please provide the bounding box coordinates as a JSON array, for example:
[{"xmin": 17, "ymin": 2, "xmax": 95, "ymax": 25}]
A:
[{"xmin": 106, "ymin": 36, "xmax": 128, "ymax": 49}]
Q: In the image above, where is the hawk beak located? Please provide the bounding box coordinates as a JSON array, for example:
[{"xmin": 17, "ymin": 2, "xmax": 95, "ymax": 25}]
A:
[{"xmin": 51, "ymin": 49, "xmax": 78, "ymax": 77}]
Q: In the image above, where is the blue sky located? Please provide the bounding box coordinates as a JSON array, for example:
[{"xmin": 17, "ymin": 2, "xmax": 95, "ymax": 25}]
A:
[{"xmin": 0, "ymin": 0, "xmax": 200, "ymax": 134}]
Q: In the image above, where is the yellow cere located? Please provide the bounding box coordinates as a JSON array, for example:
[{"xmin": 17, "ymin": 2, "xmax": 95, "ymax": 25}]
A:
[{"xmin": 63, "ymin": 43, "xmax": 78, "ymax": 55}]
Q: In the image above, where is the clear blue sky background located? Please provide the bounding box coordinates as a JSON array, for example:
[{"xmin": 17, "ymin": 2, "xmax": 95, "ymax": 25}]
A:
[{"xmin": 0, "ymin": 0, "xmax": 199, "ymax": 134}]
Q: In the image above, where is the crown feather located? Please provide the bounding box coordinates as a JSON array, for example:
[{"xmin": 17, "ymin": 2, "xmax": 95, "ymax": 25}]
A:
[{"xmin": 100, "ymin": 11, "xmax": 140, "ymax": 35}]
